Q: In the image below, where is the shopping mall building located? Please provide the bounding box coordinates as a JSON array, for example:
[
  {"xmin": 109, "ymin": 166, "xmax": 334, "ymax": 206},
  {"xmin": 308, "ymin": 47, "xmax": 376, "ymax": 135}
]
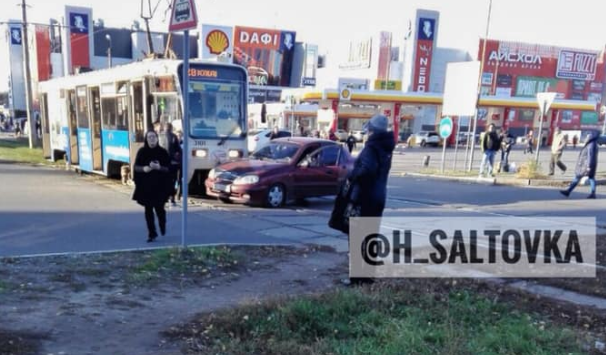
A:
[{"xmin": 1, "ymin": 6, "xmax": 604, "ymax": 139}]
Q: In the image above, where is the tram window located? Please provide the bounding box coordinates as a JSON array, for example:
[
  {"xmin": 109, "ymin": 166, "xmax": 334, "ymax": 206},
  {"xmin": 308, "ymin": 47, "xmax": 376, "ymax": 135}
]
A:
[
  {"xmin": 76, "ymin": 87, "xmax": 89, "ymax": 128},
  {"xmin": 101, "ymin": 97, "xmax": 117, "ymax": 129},
  {"xmin": 116, "ymin": 96, "xmax": 129, "ymax": 130}
]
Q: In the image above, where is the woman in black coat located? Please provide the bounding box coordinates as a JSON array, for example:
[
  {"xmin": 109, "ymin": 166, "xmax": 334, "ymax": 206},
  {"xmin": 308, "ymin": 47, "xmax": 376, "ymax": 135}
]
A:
[
  {"xmin": 340, "ymin": 115, "xmax": 395, "ymax": 286},
  {"xmin": 132, "ymin": 130, "xmax": 173, "ymax": 241},
  {"xmin": 560, "ymin": 130, "xmax": 599, "ymax": 199}
]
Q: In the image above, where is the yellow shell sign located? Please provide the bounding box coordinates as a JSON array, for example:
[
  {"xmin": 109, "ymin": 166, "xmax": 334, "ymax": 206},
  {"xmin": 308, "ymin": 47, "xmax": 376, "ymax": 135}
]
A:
[
  {"xmin": 206, "ymin": 30, "xmax": 230, "ymax": 55},
  {"xmin": 340, "ymin": 88, "xmax": 352, "ymax": 101}
]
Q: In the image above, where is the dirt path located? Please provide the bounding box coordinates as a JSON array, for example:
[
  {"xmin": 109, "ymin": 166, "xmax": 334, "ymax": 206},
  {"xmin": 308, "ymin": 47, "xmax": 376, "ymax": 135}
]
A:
[{"xmin": 0, "ymin": 247, "xmax": 346, "ymax": 355}]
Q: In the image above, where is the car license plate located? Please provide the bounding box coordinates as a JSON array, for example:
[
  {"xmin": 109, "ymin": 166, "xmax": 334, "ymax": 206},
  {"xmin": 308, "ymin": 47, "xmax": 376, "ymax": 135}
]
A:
[{"xmin": 213, "ymin": 183, "xmax": 227, "ymax": 192}]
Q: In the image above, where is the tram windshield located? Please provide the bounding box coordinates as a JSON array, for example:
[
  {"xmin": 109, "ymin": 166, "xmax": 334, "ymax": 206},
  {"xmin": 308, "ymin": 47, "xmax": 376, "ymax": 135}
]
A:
[{"xmin": 187, "ymin": 81, "xmax": 245, "ymax": 139}]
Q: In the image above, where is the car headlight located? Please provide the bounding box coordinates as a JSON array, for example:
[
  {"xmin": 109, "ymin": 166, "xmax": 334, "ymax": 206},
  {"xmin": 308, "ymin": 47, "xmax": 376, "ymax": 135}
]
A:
[
  {"xmin": 208, "ymin": 168, "xmax": 216, "ymax": 179},
  {"xmin": 228, "ymin": 149, "xmax": 243, "ymax": 158},
  {"xmin": 233, "ymin": 175, "xmax": 259, "ymax": 185},
  {"xmin": 193, "ymin": 149, "xmax": 208, "ymax": 158}
]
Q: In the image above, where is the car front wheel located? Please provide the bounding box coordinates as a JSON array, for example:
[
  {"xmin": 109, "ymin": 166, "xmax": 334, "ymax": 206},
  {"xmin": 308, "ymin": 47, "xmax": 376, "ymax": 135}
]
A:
[{"xmin": 266, "ymin": 184, "xmax": 285, "ymax": 208}]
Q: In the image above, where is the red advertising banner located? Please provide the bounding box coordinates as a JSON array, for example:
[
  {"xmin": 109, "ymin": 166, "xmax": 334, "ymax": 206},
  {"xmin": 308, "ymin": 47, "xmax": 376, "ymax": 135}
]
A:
[
  {"xmin": 234, "ymin": 26, "xmax": 282, "ymax": 50},
  {"xmin": 233, "ymin": 26, "xmax": 296, "ymax": 87},
  {"xmin": 479, "ymin": 39, "xmax": 606, "ymax": 100},
  {"xmin": 68, "ymin": 12, "xmax": 90, "ymax": 72},
  {"xmin": 35, "ymin": 25, "xmax": 51, "ymax": 81},
  {"xmin": 412, "ymin": 17, "xmax": 436, "ymax": 92}
]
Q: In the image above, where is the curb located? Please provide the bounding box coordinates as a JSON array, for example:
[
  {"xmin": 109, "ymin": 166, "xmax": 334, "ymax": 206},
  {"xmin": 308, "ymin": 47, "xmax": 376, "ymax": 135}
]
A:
[{"xmin": 399, "ymin": 172, "xmax": 606, "ymax": 188}]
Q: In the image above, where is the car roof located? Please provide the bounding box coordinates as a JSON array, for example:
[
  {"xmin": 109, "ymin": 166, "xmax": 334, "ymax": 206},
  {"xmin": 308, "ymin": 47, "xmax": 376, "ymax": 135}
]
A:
[{"xmin": 271, "ymin": 137, "xmax": 337, "ymax": 146}]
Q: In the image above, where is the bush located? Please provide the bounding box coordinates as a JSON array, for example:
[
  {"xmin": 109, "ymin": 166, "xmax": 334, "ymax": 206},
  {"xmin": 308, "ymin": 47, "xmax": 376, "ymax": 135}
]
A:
[{"xmin": 516, "ymin": 159, "xmax": 546, "ymax": 179}]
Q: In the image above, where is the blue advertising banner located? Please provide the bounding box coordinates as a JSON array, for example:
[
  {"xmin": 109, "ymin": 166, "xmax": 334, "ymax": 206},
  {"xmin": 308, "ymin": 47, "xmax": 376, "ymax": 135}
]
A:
[
  {"xmin": 101, "ymin": 130, "xmax": 130, "ymax": 173},
  {"xmin": 62, "ymin": 127, "xmax": 71, "ymax": 162},
  {"xmin": 77, "ymin": 128, "xmax": 93, "ymax": 172}
]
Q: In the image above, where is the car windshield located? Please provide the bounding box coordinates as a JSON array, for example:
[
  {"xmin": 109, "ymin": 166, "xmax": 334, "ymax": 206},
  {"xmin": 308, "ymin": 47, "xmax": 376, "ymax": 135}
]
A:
[{"xmin": 251, "ymin": 142, "xmax": 300, "ymax": 162}]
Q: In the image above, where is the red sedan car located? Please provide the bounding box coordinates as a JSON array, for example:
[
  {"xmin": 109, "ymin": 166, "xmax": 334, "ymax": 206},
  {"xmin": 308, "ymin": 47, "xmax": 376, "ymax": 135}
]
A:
[{"xmin": 205, "ymin": 137, "xmax": 354, "ymax": 207}]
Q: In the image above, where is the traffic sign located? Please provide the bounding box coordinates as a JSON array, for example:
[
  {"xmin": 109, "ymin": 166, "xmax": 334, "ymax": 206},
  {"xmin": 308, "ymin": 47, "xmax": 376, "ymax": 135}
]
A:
[
  {"xmin": 439, "ymin": 117, "xmax": 453, "ymax": 139},
  {"xmin": 168, "ymin": 0, "xmax": 198, "ymax": 32},
  {"xmin": 536, "ymin": 92, "xmax": 557, "ymax": 117}
]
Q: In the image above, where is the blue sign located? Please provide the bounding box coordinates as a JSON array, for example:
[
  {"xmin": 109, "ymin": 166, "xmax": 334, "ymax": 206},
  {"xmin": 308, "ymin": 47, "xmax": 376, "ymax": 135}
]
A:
[
  {"xmin": 69, "ymin": 13, "xmax": 89, "ymax": 34},
  {"xmin": 301, "ymin": 77, "xmax": 316, "ymax": 86},
  {"xmin": 279, "ymin": 31, "xmax": 296, "ymax": 52},
  {"xmin": 102, "ymin": 130, "xmax": 130, "ymax": 173},
  {"xmin": 77, "ymin": 128, "xmax": 93, "ymax": 172},
  {"xmin": 10, "ymin": 27, "xmax": 22, "ymax": 45},
  {"xmin": 62, "ymin": 127, "xmax": 71, "ymax": 162},
  {"xmin": 417, "ymin": 18, "xmax": 435, "ymax": 40},
  {"xmin": 439, "ymin": 117, "xmax": 453, "ymax": 139}
]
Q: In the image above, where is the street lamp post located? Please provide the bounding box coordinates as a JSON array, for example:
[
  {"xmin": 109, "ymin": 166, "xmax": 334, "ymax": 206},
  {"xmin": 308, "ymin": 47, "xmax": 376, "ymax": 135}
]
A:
[{"xmin": 105, "ymin": 34, "xmax": 112, "ymax": 68}]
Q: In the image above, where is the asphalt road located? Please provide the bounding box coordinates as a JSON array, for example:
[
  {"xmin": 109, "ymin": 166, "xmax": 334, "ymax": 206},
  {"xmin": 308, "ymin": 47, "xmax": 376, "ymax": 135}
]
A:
[{"xmin": 1, "ymin": 153, "xmax": 603, "ymax": 257}]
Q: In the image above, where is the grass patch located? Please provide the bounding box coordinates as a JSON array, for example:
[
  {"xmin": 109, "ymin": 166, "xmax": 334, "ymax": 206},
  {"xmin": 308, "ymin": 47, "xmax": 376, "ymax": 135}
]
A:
[
  {"xmin": 419, "ymin": 168, "xmax": 478, "ymax": 177},
  {"xmin": 172, "ymin": 284, "xmax": 584, "ymax": 355},
  {"xmin": 0, "ymin": 138, "xmax": 59, "ymax": 165},
  {"xmin": 129, "ymin": 246, "xmax": 239, "ymax": 283},
  {"xmin": 516, "ymin": 159, "xmax": 547, "ymax": 179}
]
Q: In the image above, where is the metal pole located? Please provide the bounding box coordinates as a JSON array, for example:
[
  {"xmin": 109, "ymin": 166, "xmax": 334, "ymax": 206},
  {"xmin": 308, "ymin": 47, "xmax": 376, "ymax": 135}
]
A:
[
  {"xmin": 468, "ymin": 0, "xmax": 493, "ymax": 171},
  {"xmin": 20, "ymin": 0, "xmax": 38, "ymax": 148},
  {"xmin": 181, "ymin": 30, "xmax": 190, "ymax": 248},
  {"xmin": 464, "ymin": 116, "xmax": 471, "ymax": 169},
  {"xmin": 440, "ymin": 135, "xmax": 447, "ymax": 174},
  {"xmin": 535, "ymin": 103, "xmax": 546, "ymax": 164},
  {"xmin": 452, "ymin": 116, "xmax": 461, "ymax": 170}
]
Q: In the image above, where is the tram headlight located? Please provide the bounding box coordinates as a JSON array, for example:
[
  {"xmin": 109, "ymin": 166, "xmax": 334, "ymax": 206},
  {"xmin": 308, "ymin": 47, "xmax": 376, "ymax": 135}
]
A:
[
  {"xmin": 193, "ymin": 149, "xmax": 208, "ymax": 158},
  {"xmin": 228, "ymin": 149, "xmax": 243, "ymax": 158},
  {"xmin": 233, "ymin": 175, "xmax": 259, "ymax": 185}
]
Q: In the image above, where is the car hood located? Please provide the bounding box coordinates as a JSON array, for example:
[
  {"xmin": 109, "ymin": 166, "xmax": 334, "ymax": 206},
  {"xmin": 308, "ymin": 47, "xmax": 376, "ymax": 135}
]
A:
[{"xmin": 214, "ymin": 159, "xmax": 286, "ymax": 177}]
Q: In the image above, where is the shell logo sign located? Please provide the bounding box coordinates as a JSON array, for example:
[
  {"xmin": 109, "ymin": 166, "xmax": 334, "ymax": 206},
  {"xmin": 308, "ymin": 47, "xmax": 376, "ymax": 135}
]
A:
[
  {"xmin": 199, "ymin": 24, "xmax": 233, "ymax": 61},
  {"xmin": 206, "ymin": 29, "xmax": 230, "ymax": 55}
]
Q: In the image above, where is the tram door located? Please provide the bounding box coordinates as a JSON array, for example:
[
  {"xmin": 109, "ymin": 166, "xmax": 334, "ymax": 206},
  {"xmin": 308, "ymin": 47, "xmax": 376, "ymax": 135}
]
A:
[
  {"xmin": 89, "ymin": 87, "xmax": 103, "ymax": 171},
  {"xmin": 66, "ymin": 89, "xmax": 79, "ymax": 165},
  {"xmin": 129, "ymin": 81, "xmax": 146, "ymax": 171},
  {"xmin": 40, "ymin": 93, "xmax": 51, "ymax": 159}
]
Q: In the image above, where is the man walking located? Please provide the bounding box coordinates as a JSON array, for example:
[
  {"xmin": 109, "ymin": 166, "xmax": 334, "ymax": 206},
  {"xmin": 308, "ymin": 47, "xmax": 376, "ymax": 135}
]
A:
[
  {"xmin": 549, "ymin": 127, "xmax": 567, "ymax": 175},
  {"xmin": 499, "ymin": 129, "xmax": 515, "ymax": 172},
  {"xmin": 478, "ymin": 124, "xmax": 500, "ymax": 178},
  {"xmin": 345, "ymin": 131, "xmax": 357, "ymax": 153}
]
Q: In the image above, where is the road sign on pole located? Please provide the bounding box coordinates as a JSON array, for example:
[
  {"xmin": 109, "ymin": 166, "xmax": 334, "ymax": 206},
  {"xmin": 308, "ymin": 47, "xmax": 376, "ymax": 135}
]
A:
[
  {"xmin": 168, "ymin": 0, "xmax": 198, "ymax": 248},
  {"xmin": 439, "ymin": 117, "xmax": 453, "ymax": 173},
  {"xmin": 168, "ymin": 0, "xmax": 198, "ymax": 32},
  {"xmin": 535, "ymin": 92, "xmax": 557, "ymax": 164},
  {"xmin": 536, "ymin": 92, "xmax": 556, "ymax": 117},
  {"xmin": 439, "ymin": 117, "xmax": 453, "ymax": 139}
]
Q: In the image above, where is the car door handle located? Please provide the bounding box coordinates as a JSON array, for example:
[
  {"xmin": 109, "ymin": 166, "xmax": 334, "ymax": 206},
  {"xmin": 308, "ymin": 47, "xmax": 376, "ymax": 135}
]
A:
[{"xmin": 324, "ymin": 170, "xmax": 333, "ymax": 175}]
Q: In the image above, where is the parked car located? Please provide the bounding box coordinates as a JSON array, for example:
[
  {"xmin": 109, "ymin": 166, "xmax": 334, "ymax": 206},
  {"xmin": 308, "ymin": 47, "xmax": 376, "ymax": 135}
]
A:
[
  {"xmin": 413, "ymin": 131, "xmax": 441, "ymax": 147},
  {"xmin": 334, "ymin": 129, "xmax": 349, "ymax": 142},
  {"xmin": 598, "ymin": 134, "xmax": 606, "ymax": 146},
  {"xmin": 248, "ymin": 128, "xmax": 292, "ymax": 153},
  {"xmin": 206, "ymin": 137, "xmax": 354, "ymax": 207},
  {"xmin": 352, "ymin": 130, "xmax": 366, "ymax": 142}
]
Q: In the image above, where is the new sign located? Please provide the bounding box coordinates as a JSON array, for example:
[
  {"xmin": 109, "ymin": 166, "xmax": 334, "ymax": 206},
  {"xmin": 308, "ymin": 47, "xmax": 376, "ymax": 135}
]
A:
[
  {"xmin": 412, "ymin": 17, "xmax": 436, "ymax": 92},
  {"xmin": 556, "ymin": 50, "xmax": 598, "ymax": 81}
]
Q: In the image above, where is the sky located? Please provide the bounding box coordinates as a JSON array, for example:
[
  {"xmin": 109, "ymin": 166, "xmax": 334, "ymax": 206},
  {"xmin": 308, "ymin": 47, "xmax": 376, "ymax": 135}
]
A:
[{"xmin": 2, "ymin": 0, "xmax": 606, "ymax": 60}]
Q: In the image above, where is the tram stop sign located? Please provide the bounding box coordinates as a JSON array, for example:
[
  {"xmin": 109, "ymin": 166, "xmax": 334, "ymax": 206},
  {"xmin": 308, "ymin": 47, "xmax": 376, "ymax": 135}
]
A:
[{"xmin": 439, "ymin": 117, "xmax": 453, "ymax": 139}]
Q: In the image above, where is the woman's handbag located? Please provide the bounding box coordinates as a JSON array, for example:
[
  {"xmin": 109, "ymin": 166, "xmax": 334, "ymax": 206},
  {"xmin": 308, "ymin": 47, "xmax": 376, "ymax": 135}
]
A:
[{"xmin": 328, "ymin": 179, "xmax": 361, "ymax": 234}]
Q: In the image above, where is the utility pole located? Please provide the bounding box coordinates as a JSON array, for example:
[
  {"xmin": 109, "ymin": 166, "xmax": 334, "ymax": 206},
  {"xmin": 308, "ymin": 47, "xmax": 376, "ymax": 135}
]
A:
[{"xmin": 20, "ymin": 0, "xmax": 39, "ymax": 148}]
